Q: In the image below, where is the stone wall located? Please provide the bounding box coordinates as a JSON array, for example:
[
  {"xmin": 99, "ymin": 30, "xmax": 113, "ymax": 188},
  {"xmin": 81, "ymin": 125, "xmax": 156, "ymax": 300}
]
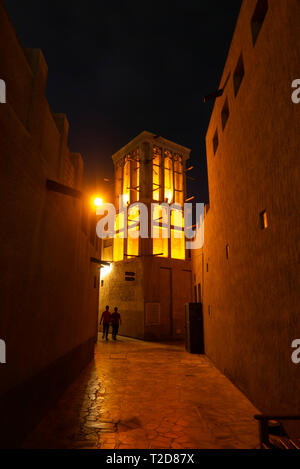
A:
[
  {"xmin": 196, "ymin": 0, "xmax": 300, "ymax": 413},
  {"xmin": 99, "ymin": 259, "xmax": 145, "ymax": 339},
  {"xmin": 0, "ymin": 2, "xmax": 101, "ymax": 447},
  {"xmin": 99, "ymin": 256, "xmax": 193, "ymax": 340}
]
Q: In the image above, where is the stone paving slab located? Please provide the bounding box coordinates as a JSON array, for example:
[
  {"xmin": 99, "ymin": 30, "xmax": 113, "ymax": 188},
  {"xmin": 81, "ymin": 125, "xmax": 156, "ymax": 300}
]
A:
[{"xmin": 22, "ymin": 336, "xmax": 260, "ymax": 449}]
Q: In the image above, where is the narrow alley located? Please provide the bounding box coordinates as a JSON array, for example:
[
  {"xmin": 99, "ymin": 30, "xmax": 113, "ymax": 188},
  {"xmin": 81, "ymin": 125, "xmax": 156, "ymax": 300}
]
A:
[{"xmin": 22, "ymin": 337, "xmax": 259, "ymax": 449}]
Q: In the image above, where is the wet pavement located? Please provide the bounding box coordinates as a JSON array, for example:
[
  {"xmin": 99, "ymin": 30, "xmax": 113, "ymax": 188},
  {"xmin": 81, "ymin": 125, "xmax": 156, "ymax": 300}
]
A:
[{"xmin": 22, "ymin": 336, "xmax": 259, "ymax": 449}]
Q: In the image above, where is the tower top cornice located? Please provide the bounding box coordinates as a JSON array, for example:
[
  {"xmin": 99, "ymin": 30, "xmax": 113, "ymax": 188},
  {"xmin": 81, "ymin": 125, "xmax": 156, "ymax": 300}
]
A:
[{"xmin": 112, "ymin": 131, "xmax": 191, "ymax": 164}]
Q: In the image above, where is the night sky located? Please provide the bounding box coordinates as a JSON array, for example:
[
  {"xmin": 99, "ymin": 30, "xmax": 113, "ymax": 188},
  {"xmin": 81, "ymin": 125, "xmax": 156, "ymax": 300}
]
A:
[{"xmin": 3, "ymin": 0, "xmax": 242, "ymax": 203}]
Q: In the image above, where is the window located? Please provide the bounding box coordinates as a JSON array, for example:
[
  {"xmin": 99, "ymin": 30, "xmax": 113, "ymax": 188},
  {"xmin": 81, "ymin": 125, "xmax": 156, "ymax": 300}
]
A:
[
  {"xmin": 221, "ymin": 99, "xmax": 229, "ymax": 130},
  {"xmin": 164, "ymin": 150, "xmax": 173, "ymax": 203},
  {"xmin": 170, "ymin": 209, "xmax": 185, "ymax": 260},
  {"xmin": 153, "ymin": 226, "xmax": 169, "ymax": 257},
  {"xmin": 152, "ymin": 205, "xmax": 168, "ymax": 257},
  {"xmin": 152, "ymin": 205, "xmax": 185, "ymax": 259},
  {"xmin": 174, "ymin": 154, "xmax": 183, "ymax": 205},
  {"xmin": 251, "ymin": 0, "xmax": 268, "ymax": 46},
  {"xmin": 127, "ymin": 205, "xmax": 139, "ymax": 257},
  {"xmin": 194, "ymin": 285, "xmax": 197, "ymax": 302},
  {"xmin": 213, "ymin": 130, "xmax": 219, "ymax": 154},
  {"xmin": 153, "ymin": 146, "xmax": 162, "ymax": 201},
  {"xmin": 113, "ymin": 212, "xmax": 125, "ymax": 261},
  {"xmin": 226, "ymin": 244, "xmax": 229, "ymax": 259},
  {"xmin": 115, "ymin": 163, "xmax": 123, "ymax": 209},
  {"xmin": 206, "ymin": 263, "xmax": 208, "ymax": 272},
  {"xmin": 131, "ymin": 148, "xmax": 140, "ymax": 202},
  {"xmin": 122, "ymin": 157, "xmax": 130, "ymax": 206},
  {"xmin": 233, "ymin": 54, "xmax": 245, "ymax": 97},
  {"xmin": 260, "ymin": 210, "xmax": 268, "ymax": 229}
]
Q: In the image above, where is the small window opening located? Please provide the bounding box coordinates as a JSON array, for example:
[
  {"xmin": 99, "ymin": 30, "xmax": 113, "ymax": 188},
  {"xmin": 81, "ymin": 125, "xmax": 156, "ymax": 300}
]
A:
[
  {"xmin": 221, "ymin": 99, "xmax": 229, "ymax": 130},
  {"xmin": 233, "ymin": 54, "xmax": 245, "ymax": 97},
  {"xmin": 213, "ymin": 130, "xmax": 219, "ymax": 154},
  {"xmin": 226, "ymin": 244, "xmax": 229, "ymax": 259},
  {"xmin": 260, "ymin": 210, "xmax": 268, "ymax": 229}
]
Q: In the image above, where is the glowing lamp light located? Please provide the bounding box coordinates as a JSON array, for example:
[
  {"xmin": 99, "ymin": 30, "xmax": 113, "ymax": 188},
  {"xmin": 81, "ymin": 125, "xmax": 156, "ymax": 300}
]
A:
[
  {"xmin": 123, "ymin": 193, "xmax": 129, "ymax": 206},
  {"xmin": 166, "ymin": 190, "xmax": 173, "ymax": 204},
  {"xmin": 100, "ymin": 263, "xmax": 112, "ymax": 279},
  {"xmin": 93, "ymin": 197, "xmax": 103, "ymax": 207}
]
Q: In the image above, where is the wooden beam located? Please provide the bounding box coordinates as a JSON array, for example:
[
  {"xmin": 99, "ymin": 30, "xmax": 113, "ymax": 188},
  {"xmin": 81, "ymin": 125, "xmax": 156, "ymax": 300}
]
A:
[
  {"xmin": 46, "ymin": 179, "xmax": 82, "ymax": 199},
  {"xmin": 90, "ymin": 257, "xmax": 111, "ymax": 266}
]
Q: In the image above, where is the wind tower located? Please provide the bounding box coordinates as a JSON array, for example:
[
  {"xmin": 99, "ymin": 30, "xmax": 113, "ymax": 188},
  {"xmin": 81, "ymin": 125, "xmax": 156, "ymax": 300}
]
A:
[{"xmin": 99, "ymin": 131, "xmax": 193, "ymax": 340}]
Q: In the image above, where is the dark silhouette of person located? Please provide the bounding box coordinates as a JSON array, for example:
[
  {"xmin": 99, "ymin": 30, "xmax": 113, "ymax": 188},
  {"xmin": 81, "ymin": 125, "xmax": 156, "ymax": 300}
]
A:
[
  {"xmin": 100, "ymin": 305, "xmax": 111, "ymax": 340},
  {"xmin": 111, "ymin": 307, "xmax": 121, "ymax": 340}
]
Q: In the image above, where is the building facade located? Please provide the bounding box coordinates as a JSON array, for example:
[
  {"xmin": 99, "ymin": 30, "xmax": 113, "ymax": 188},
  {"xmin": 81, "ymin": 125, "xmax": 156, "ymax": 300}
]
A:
[
  {"xmin": 0, "ymin": 2, "xmax": 101, "ymax": 447},
  {"xmin": 99, "ymin": 131, "xmax": 193, "ymax": 340},
  {"xmin": 194, "ymin": 0, "xmax": 300, "ymax": 413}
]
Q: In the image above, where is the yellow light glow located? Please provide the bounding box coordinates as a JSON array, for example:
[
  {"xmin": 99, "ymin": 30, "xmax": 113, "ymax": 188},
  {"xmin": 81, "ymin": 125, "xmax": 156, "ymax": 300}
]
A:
[
  {"xmin": 153, "ymin": 146, "xmax": 161, "ymax": 201},
  {"xmin": 153, "ymin": 226, "xmax": 168, "ymax": 257},
  {"xmin": 113, "ymin": 213, "xmax": 124, "ymax": 261},
  {"xmin": 100, "ymin": 263, "xmax": 112, "ymax": 279},
  {"xmin": 166, "ymin": 190, "xmax": 173, "ymax": 204},
  {"xmin": 136, "ymin": 158, "xmax": 140, "ymax": 201},
  {"xmin": 174, "ymin": 156, "xmax": 183, "ymax": 205},
  {"xmin": 171, "ymin": 229, "xmax": 185, "ymax": 259},
  {"xmin": 127, "ymin": 205, "xmax": 139, "ymax": 257},
  {"xmin": 152, "ymin": 203, "xmax": 168, "ymax": 257},
  {"xmin": 122, "ymin": 193, "xmax": 129, "ymax": 206},
  {"xmin": 171, "ymin": 209, "xmax": 185, "ymax": 259},
  {"xmin": 127, "ymin": 225, "xmax": 139, "ymax": 257},
  {"xmin": 171, "ymin": 209, "xmax": 184, "ymax": 228},
  {"xmin": 93, "ymin": 197, "xmax": 103, "ymax": 207},
  {"xmin": 164, "ymin": 153, "xmax": 173, "ymax": 203},
  {"xmin": 122, "ymin": 158, "xmax": 130, "ymax": 205},
  {"xmin": 132, "ymin": 148, "xmax": 140, "ymax": 202}
]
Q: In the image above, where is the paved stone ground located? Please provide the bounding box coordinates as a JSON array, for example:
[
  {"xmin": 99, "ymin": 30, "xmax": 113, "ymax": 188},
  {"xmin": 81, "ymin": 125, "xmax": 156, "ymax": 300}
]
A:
[{"xmin": 22, "ymin": 336, "xmax": 260, "ymax": 449}]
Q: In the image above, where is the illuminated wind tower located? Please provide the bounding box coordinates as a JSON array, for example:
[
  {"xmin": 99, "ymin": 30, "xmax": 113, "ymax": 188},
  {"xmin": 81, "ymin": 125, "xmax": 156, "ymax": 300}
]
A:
[{"xmin": 100, "ymin": 131, "xmax": 193, "ymax": 340}]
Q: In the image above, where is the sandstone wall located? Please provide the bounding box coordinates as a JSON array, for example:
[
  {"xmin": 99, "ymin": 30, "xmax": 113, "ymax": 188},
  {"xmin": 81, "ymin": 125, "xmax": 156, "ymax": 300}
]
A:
[
  {"xmin": 198, "ymin": 0, "xmax": 300, "ymax": 413},
  {"xmin": 0, "ymin": 2, "xmax": 101, "ymax": 446}
]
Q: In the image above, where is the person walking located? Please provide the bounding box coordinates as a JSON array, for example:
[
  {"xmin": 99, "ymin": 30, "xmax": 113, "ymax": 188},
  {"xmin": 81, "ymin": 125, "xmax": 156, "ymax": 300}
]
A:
[
  {"xmin": 100, "ymin": 305, "xmax": 111, "ymax": 340},
  {"xmin": 111, "ymin": 307, "xmax": 121, "ymax": 340}
]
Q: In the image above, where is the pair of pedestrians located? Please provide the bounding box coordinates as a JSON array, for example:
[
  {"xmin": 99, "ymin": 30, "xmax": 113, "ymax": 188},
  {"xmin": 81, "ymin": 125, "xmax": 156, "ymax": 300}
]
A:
[{"xmin": 100, "ymin": 305, "xmax": 121, "ymax": 341}]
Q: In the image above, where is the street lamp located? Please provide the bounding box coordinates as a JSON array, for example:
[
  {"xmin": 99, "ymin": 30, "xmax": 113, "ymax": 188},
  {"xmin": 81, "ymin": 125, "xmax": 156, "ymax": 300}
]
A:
[
  {"xmin": 100, "ymin": 263, "xmax": 112, "ymax": 279},
  {"xmin": 93, "ymin": 196, "xmax": 103, "ymax": 207}
]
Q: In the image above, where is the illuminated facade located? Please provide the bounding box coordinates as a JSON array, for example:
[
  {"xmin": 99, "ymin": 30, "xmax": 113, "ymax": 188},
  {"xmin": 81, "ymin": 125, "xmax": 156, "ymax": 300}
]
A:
[{"xmin": 100, "ymin": 131, "xmax": 193, "ymax": 340}]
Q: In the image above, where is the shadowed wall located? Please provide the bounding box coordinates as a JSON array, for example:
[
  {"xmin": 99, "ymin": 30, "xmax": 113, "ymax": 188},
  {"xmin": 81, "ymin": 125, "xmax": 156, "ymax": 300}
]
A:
[
  {"xmin": 0, "ymin": 2, "xmax": 101, "ymax": 447},
  {"xmin": 194, "ymin": 0, "xmax": 300, "ymax": 413}
]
